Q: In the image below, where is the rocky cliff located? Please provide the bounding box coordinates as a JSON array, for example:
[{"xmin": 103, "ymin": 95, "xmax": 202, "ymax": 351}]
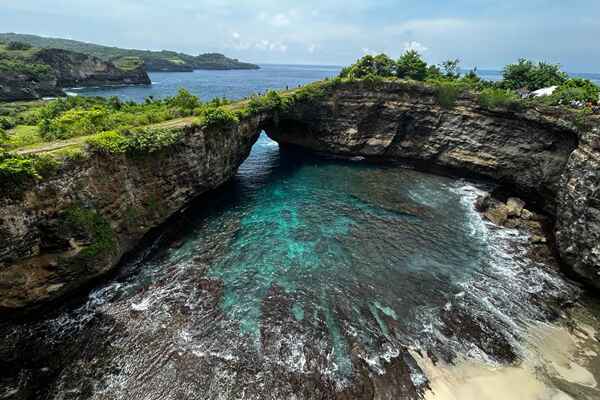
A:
[
  {"xmin": 0, "ymin": 47, "xmax": 150, "ymax": 102},
  {"xmin": 0, "ymin": 118, "xmax": 261, "ymax": 314},
  {"xmin": 32, "ymin": 48, "xmax": 151, "ymax": 88},
  {"xmin": 266, "ymin": 80, "xmax": 599, "ymax": 289}
]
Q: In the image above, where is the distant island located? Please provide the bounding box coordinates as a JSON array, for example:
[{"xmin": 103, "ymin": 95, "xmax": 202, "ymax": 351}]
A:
[{"xmin": 0, "ymin": 33, "xmax": 260, "ymax": 72}]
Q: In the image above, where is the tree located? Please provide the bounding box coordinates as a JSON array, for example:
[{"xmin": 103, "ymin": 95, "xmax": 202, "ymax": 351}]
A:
[
  {"xmin": 340, "ymin": 54, "xmax": 396, "ymax": 79},
  {"xmin": 502, "ymin": 59, "xmax": 568, "ymax": 91},
  {"xmin": 169, "ymin": 88, "xmax": 200, "ymax": 110},
  {"xmin": 426, "ymin": 65, "xmax": 443, "ymax": 80},
  {"xmin": 441, "ymin": 59, "xmax": 461, "ymax": 79},
  {"xmin": 396, "ymin": 50, "xmax": 427, "ymax": 81}
]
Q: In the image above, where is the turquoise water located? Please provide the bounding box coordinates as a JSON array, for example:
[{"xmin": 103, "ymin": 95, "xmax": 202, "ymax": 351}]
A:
[{"xmin": 1, "ymin": 133, "xmax": 579, "ymax": 398}]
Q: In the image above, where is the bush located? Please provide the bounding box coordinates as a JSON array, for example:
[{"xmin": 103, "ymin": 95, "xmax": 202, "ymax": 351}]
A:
[
  {"xmin": 86, "ymin": 128, "xmax": 183, "ymax": 155},
  {"xmin": 62, "ymin": 206, "xmax": 116, "ymax": 258},
  {"xmin": 340, "ymin": 54, "xmax": 396, "ymax": 79},
  {"xmin": 479, "ymin": 88, "xmax": 522, "ymax": 111},
  {"xmin": 86, "ymin": 130, "xmax": 129, "ymax": 154},
  {"xmin": 168, "ymin": 88, "xmax": 200, "ymax": 111},
  {"xmin": 248, "ymin": 90, "xmax": 286, "ymax": 114},
  {"xmin": 0, "ymin": 117, "xmax": 15, "ymax": 130},
  {"xmin": 502, "ymin": 59, "xmax": 568, "ymax": 91},
  {"xmin": 0, "ymin": 152, "xmax": 59, "ymax": 195},
  {"xmin": 552, "ymin": 78, "xmax": 600, "ymax": 105},
  {"xmin": 6, "ymin": 41, "xmax": 32, "ymax": 51},
  {"xmin": 196, "ymin": 107, "xmax": 239, "ymax": 129},
  {"xmin": 441, "ymin": 59, "xmax": 461, "ymax": 79},
  {"xmin": 396, "ymin": 50, "xmax": 427, "ymax": 81},
  {"xmin": 434, "ymin": 81, "xmax": 464, "ymax": 108}
]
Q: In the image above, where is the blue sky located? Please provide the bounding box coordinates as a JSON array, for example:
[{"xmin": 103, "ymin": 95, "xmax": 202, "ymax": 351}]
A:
[{"xmin": 1, "ymin": 0, "xmax": 599, "ymax": 71}]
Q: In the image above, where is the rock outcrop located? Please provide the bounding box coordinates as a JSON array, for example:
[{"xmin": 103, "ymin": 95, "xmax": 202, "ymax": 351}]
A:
[
  {"xmin": 0, "ymin": 48, "xmax": 150, "ymax": 102},
  {"xmin": 0, "ymin": 118, "xmax": 261, "ymax": 314},
  {"xmin": 0, "ymin": 70, "xmax": 63, "ymax": 102},
  {"xmin": 32, "ymin": 49, "xmax": 151, "ymax": 88}
]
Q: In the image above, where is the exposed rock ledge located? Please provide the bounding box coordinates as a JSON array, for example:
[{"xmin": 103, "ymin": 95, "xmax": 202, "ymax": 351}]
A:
[{"xmin": 1, "ymin": 80, "xmax": 599, "ymax": 314}]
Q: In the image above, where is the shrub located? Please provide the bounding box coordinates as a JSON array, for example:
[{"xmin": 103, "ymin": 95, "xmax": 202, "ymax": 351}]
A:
[
  {"xmin": 552, "ymin": 78, "xmax": 600, "ymax": 105},
  {"xmin": 441, "ymin": 59, "xmax": 461, "ymax": 79},
  {"xmin": 197, "ymin": 107, "xmax": 239, "ymax": 129},
  {"xmin": 339, "ymin": 54, "xmax": 396, "ymax": 79},
  {"xmin": 87, "ymin": 128, "xmax": 183, "ymax": 155},
  {"xmin": 168, "ymin": 88, "xmax": 200, "ymax": 111},
  {"xmin": 43, "ymin": 108, "xmax": 110, "ymax": 140},
  {"xmin": 396, "ymin": 50, "xmax": 427, "ymax": 81},
  {"xmin": 6, "ymin": 41, "xmax": 32, "ymax": 51},
  {"xmin": 479, "ymin": 88, "xmax": 522, "ymax": 111},
  {"xmin": 434, "ymin": 81, "xmax": 464, "ymax": 108},
  {"xmin": 248, "ymin": 90, "xmax": 286, "ymax": 114},
  {"xmin": 86, "ymin": 131, "xmax": 129, "ymax": 154},
  {"xmin": 0, "ymin": 152, "xmax": 59, "ymax": 195},
  {"xmin": 0, "ymin": 117, "xmax": 15, "ymax": 130},
  {"xmin": 502, "ymin": 59, "xmax": 568, "ymax": 91},
  {"xmin": 62, "ymin": 206, "xmax": 116, "ymax": 258}
]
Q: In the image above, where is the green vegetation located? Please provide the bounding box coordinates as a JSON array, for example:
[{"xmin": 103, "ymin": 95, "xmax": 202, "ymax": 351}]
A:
[
  {"xmin": 434, "ymin": 81, "xmax": 465, "ymax": 109},
  {"xmin": 0, "ymin": 151, "xmax": 58, "ymax": 195},
  {"xmin": 396, "ymin": 51, "xmax": 428, "ymax": 81},
  {"xmin": 479, "ymin": 88, "xmax": 522, "ymax": 111},
  {"xmin": 501, "ymin": 59, "xmax": 568, "ymax": 91},
  {"xmin": 6, "ymin": 41, "xmax": 32, "ymax": 51},
  {"xmin": 0, "ymin": 33, "xmax": 259, "ymax": 72},
  {"xmin": 340, "ymin": 53, "xmax": 599, "ymax": 109},
  {"xmin": 552, "ymin": 78, "xmax": 600, "ymax": 104},
  {"xmin": 196, "ymin": 107, "xmax": 239, "ymax": 129},
  {"xmin": 86, "ymin": 128, "xmax": 183, "ymax": 155},
  {"xmin": 62, "ymin": 206, "xmax": 116, "ymax": 258},
  {"xmin": 0, "ymin": 41, "xmax": 52, "ymax": 80}
]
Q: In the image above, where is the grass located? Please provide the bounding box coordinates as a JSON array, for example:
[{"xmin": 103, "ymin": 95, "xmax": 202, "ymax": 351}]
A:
[{"xmin": 5, "ymin": 125, "xmax": 42, "ymax": 148}]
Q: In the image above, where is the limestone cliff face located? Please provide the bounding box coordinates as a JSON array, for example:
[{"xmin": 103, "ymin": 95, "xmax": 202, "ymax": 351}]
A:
[
  {"xmin": 267, "ymin": 81, "xmax": 580, "ymax": 212},
  {"xmin": 267, "ymin": 81, "xmax": 600, "ymax": 288},
  {"xmin": 0, "ymin": 71, "xmax": 62, "ymax": 101},
  {"xmin": 32, "ymin": 49, "xmax": 151, "ymax": 87},
  {"xmin": 555, "ymin": 122, "xmax": 600, "ymax": 287},
  {"xmin": 0, "ymin": 48, "xmax": 150, "ymax": 102},
  {"xmin": 0, "ymin": 118, "xmax": 260, "ymax": 313}
]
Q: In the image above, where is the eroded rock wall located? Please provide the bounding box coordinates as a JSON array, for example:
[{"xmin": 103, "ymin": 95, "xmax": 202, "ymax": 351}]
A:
[{"xmin": 0, "ymin": 118, "xmax": 261, "ymax": 313}]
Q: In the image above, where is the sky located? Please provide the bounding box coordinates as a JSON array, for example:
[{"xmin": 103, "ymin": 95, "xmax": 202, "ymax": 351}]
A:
[{"xmin": 1, "ymin": 0, "xmax": 599, "ymax": 72}]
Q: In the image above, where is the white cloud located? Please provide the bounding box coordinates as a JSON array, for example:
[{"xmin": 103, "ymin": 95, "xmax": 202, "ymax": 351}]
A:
[
  {"xmin": 402, "ymin": 41, "xmax": 428, "ymax": 53},
  {"xmin": 255, "ymin": 39, "xmax": 287, "ymax": 52},
  {"xmin": 270, "ymin": 13, "xmax": 291, "ymax": 27}
]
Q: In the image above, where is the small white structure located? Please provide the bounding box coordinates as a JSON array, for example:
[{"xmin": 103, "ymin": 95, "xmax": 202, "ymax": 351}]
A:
[{"xmin": 530, "ymin": 86, "xmax": 558, "ymax": 97}]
